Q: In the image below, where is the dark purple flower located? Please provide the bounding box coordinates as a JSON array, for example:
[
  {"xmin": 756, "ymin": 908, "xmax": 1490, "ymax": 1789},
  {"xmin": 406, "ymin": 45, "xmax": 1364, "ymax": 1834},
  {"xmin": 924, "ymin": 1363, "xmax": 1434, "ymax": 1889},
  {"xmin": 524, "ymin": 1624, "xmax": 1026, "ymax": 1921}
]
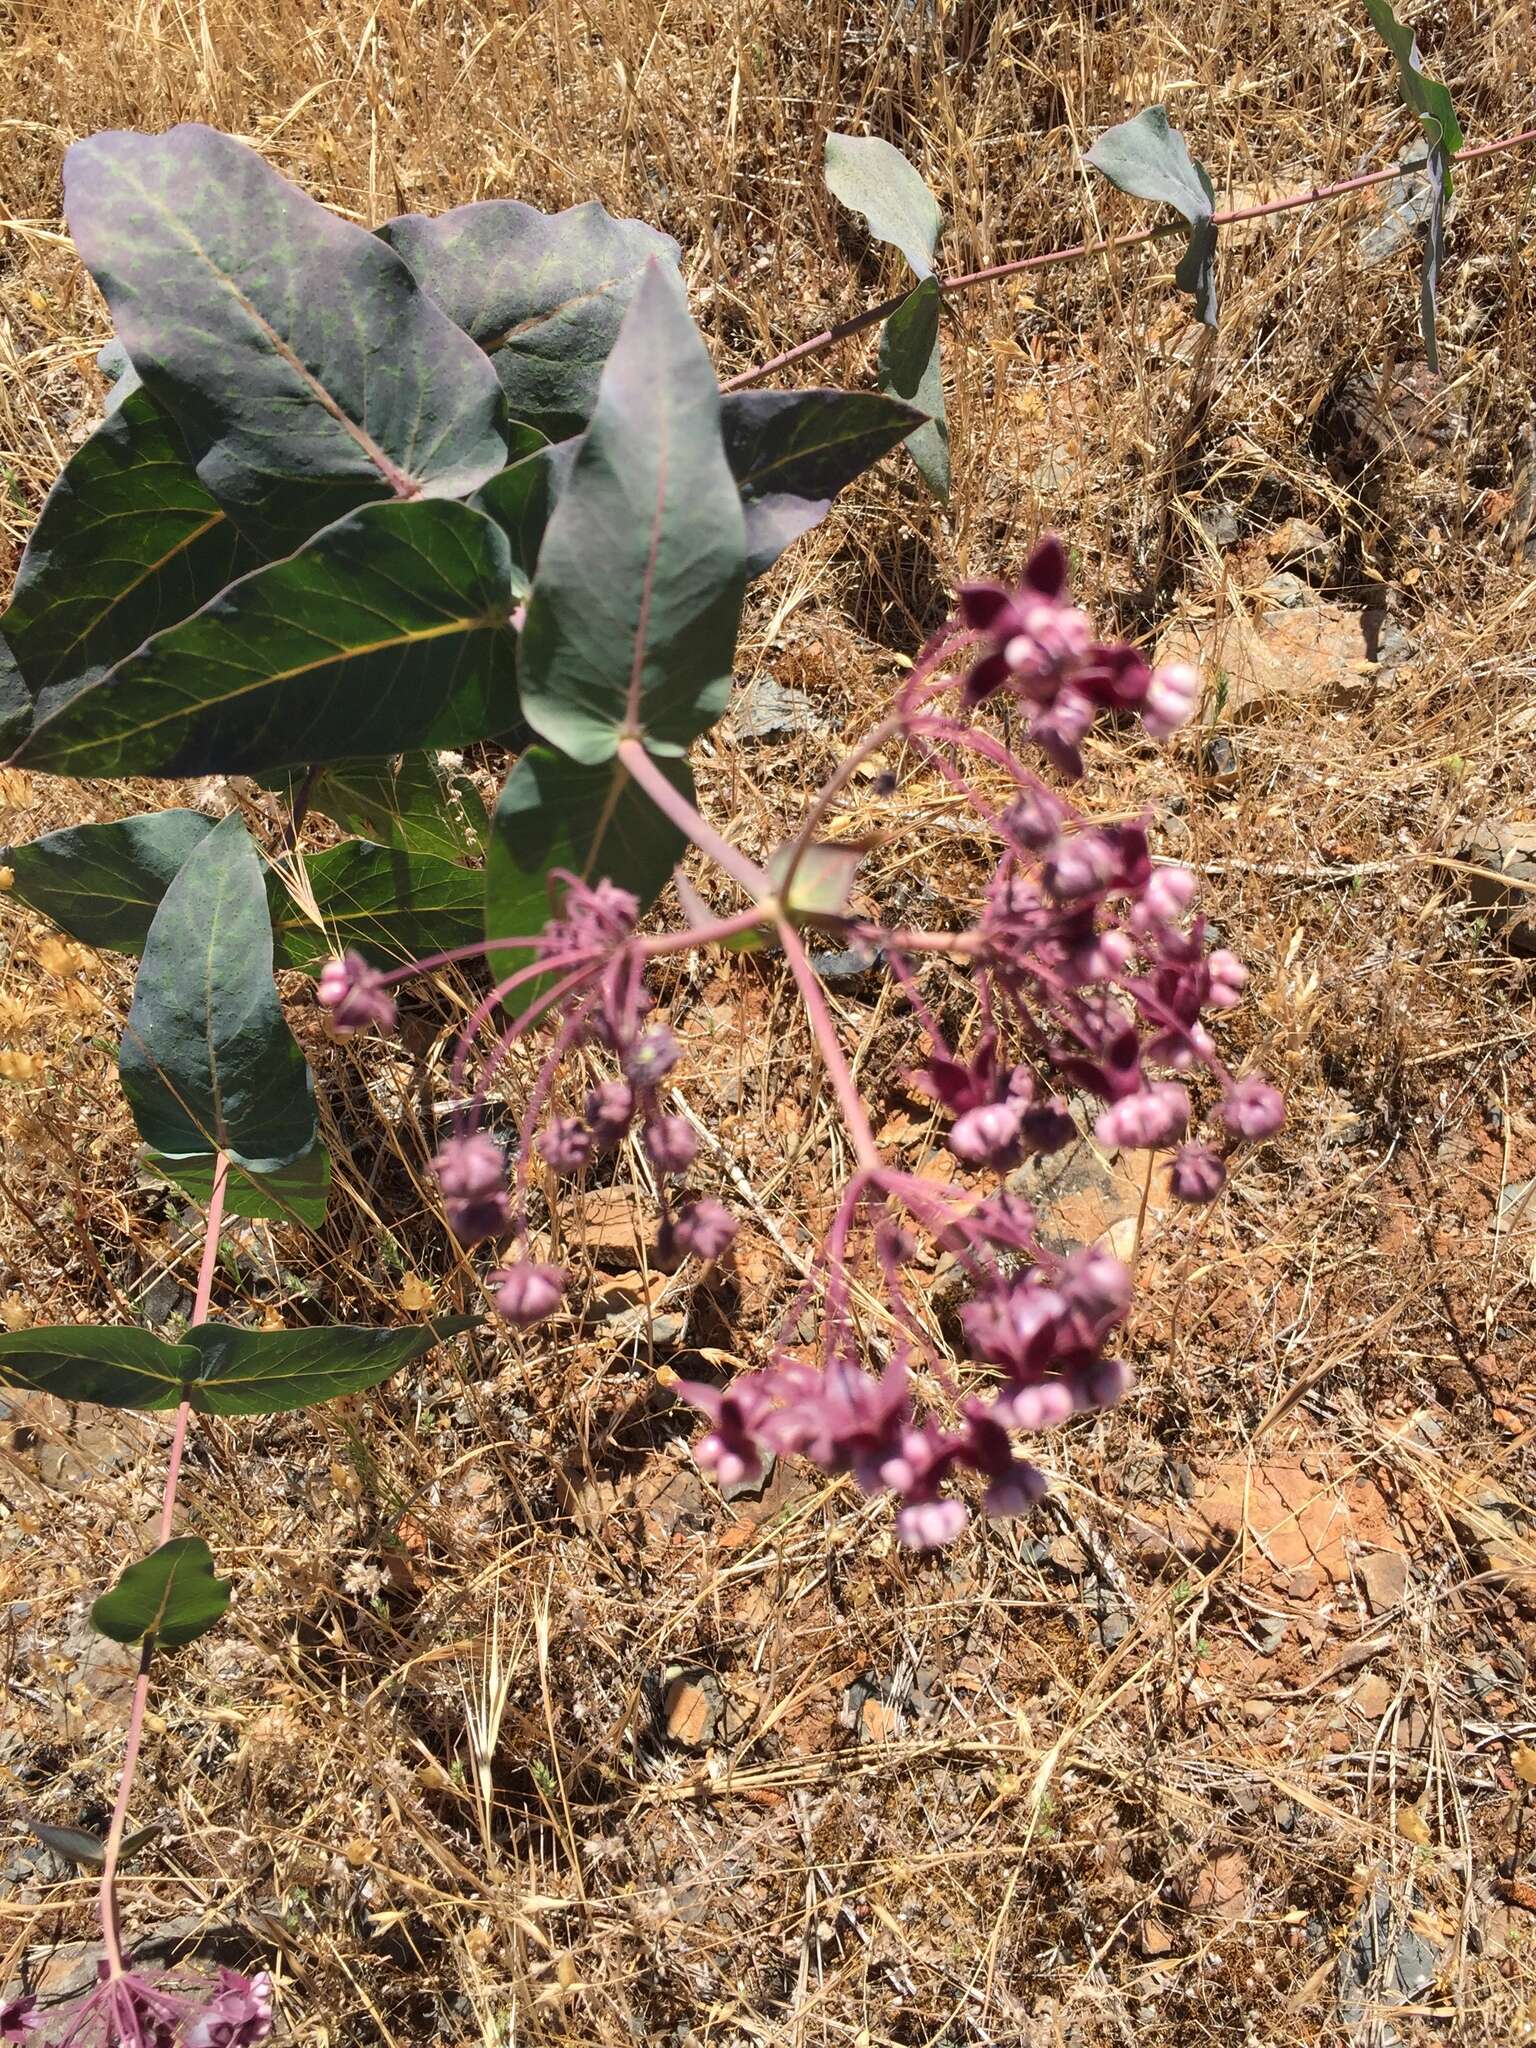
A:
[
  {"xmin": 668, "ymin": 1198, "xmax": 737, "ymax": 1262},
  {"xmin": 431, "ymin": 1131, "xmax": 510, "ymax": 1245},
  {"xmin": 1020, "ymin": 1094, "xmax": 1075, "ymax": 1155},
  {"xmin": 538, "ymin": 1116, "xmax": 593, "ymax": 1173},
  {"xmin": 1220, "ymin": 1074, "xmax": 1285, "ymax": 1139},
  {"xmin": 316, "ymin": 951, "xmax": 397, "ymax": 1037},
  {"xmin": 546, "ymin": 873, "xmax": 639, "ymax": 954},
  {"xmin": 0, "ymin": 1995, "xmax": 37, "ymax": 2041},
  {"xmin": 644, "ymin": 1115, "xmax": 698, "ymax": 1175},
  {"xmin": 183, "ymin": 1969, "xmax": 274, "ymax": 2047},
  {"xmin": 1056, "ymin": 1244, "xmax": 1132, "ymax": 1333},
  {"xmin": 1168, "ymin": 1142, "xmax": 1226, "ymax": 1203},
  {"xmin": 1027, "ymin": 684, "xmax": 1095, "ymax": 779},
  {"xmin": 1002, "ymin": 785, "xmax": 1065, "ymax": 852},
  {"xmin": 491, "ymin": 1261, "xmax": 566, "ymax": 1326}
]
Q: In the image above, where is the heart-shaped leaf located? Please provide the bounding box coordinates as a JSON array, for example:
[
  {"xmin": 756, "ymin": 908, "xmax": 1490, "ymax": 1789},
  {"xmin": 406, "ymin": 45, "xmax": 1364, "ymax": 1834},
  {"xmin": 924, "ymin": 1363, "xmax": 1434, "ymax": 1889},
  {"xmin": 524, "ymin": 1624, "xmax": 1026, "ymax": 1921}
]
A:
[
  {"xmin": 119, "ymin": 811, "xmax": 317, "ymax": 1172},
  {"xmin": 0, "ymin": 390, "xmax": 256, "ymax": 720},
  {"xmin": 485, "ymin": 744, "xmax": 690, "ymax": 957},
  {"xmin": 267, "ymin": 754, "xmax": 487, "ymax": 865},
  {"xmin": 720, "ymin": 389, "xmax": 925, "ymax": 576},
  {"xmin": 151, "ymin": 1136, "xmax": 331, "ymax": 1229},
  {"xmin": 1085, "ymin": 107, "xmax": 1218, "ymax": 327},
  {"xmin": 0, "ymin": 1316, "xmax": 478, "ymax": 1414},
  {"xmin": 269, "ymin": 839, "xmax": 483, "ymax": 972},
  {"xmin": 91, "ymin": 1537, "xmax": 230, "ymax": 1649},
  {"xmin": 380, "ymin": 199, "xmax": 682, "ymax": 438},
  {"xmin": 2, "ymin": 809, "xmax": 214, "ymax": 953},
  {"xmin": 879, "ymin": 279, "xmax": 949, "ymax": 501},
  {"xmin": 824, "ymin": 132, "xmax": 942, "ymax": 278},
  {"xmin": 519, "ymin": 262, "xmax": 746, "ymax": 765},
  {"xmin": 13, "ymin": 499, "xmax": 519, "ymax": 779},
  {"xmin": 64, "ymin": 126, "xmax": 508, "ymax": 549}
]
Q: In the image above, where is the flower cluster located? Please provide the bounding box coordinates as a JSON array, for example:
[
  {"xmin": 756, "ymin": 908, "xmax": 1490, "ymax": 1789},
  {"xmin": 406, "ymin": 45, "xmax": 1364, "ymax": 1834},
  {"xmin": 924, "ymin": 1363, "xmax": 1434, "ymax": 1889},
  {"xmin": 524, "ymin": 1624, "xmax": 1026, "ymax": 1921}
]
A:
[
  {"xmin": 35, "ymin": 1964, "xmax": 272, "ymax": 2046},
  {"xmin": 953, "ymin": 536, "xmax": 1199, "ymax": 775}
]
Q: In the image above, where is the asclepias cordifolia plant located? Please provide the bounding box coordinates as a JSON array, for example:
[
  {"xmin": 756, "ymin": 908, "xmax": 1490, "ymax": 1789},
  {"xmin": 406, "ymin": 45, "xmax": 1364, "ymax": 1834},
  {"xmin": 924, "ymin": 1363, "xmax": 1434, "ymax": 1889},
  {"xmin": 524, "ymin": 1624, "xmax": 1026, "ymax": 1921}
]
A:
[{"xmin": 0, "ymin": 22, "xmax": 1510, "ymax": 2015}]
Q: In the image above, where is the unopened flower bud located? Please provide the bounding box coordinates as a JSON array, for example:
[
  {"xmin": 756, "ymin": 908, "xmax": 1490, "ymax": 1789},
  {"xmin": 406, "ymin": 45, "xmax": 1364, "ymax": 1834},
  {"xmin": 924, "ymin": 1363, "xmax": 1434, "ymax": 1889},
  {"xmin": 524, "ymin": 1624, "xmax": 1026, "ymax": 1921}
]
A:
[
  {"xmin": 1137, "ymin": 865, "xmax": 1197, "ymax": 926},
  {"xmin": 1043, "ymin": 832, "xmax": 1117, "ymax": 901},
  {"xmin": 1094, "ymin": 1081, "xmax": 1190, "ymax": 1150},
  {"xmin": 539, "ymin": 1117, "xmax": 593, "ymax": 1173},
  {"xmin": 184, "ymin": 1968, "xmax": 275, "ymax": 2047},
  {"xmin": 1220, "ymin": 1074, "xmax": 1285, "ymax": 1139},
  {"xmin": 431, "ymin": 1132, "xmax": 510, "ymax": 1245},
  {"xmin": 316, "ymin": 951, "xmax": 396, "ymax": 1037},
  {"xmin": 1003, "ymin": 786, "xmax": 1064, "ymax": 852},
  {"xmin": 949, "ymin": 1100, "xmax": 1022, "ymax": 1167},
  {"xmin": 1206, "ymin": 948, "xmax": 1249, "ymax": 1008},
  {"xmin": 491, "ymin": 1261, "xmax": 566, "ymax": 1326},
  {"xmin": 669, "ymin": 1197, "xmax": 737, "ymax": 1262},
  {"xmin": 624, "ymin": 1026, "xmax": 680, "ymax": 1089},
  {"xmin": 895, "ymin": 1497, "xmax": 969, "ymax": 1550},
  {"xmin": 1168, "ymin": 1142, "xmax": 1226, "ymax": 1203},
  {"xmin": 585, "ymin": 1080, "xmax": 635, "ymax": 1147},
  {"xmin": 644, "ymin": 1115, "xmax": 697, "ymax": 1175},
  {"xmin": 1142, "ymin": 660, "xmax": 1199, "ymax": 737}
]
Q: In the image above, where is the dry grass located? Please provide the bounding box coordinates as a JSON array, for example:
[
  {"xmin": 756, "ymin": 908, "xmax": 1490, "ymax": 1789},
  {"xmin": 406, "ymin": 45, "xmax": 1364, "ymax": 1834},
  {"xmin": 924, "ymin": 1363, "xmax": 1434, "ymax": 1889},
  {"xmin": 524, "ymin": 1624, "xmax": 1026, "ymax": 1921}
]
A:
[{"xmin": 3, "ymin": 1, "xmax": 1536, "ymax": 2043}]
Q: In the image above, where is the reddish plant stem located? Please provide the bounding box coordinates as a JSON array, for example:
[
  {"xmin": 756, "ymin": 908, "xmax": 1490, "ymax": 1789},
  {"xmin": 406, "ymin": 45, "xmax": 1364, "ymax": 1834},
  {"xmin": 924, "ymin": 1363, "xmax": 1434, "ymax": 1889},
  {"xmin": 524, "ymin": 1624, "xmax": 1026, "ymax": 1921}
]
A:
[
  {"xmin": 97, "ymin": 1150, "xmax": 229, "ymax": 1981},
  {"xmin": 774, "ymin": 915, "xmax": 882, "ymax": 1175},
  {"xmin": 721, "ymin": 124, "xmax": 1536, "ymax": 392},
  {"xmin": 616, "ymin": 738, "xmax": 774, "ymax": 900}
]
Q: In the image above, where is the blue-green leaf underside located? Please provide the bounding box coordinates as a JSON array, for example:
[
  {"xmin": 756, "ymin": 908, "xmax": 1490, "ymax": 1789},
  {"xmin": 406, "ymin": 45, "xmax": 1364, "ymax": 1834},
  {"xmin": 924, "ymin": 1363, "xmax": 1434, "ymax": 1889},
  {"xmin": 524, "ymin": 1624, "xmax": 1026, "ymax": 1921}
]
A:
[
  {"xmin": 119, "ymin": 811, "xmax": 318, "ymax": 1172},
  {"xmin": 824, "ymin": 132, "xmax": 942, "ymax": 278},
  {"xmin": 1362, "ymin": 0, "xmax": 1462, "ymax": 371},
  {"xmin": 1085, "ymin": 106, "xmax": 1218, "ymax": 327},
  {"xmin": 151, "ymin": 1137, "xmax": 332, "ymax": 1229},
  {"xmin": 1, "ymin": 809, "xmax": 214, "ymax": 954},
  {"xmin": 91, "ymin": 1536, "xmax": 230, "ymax": 1649},
  {"xmin": 879, "ymin": 279, "xmax": 949, "ymax": 502},
  {"xmin": 0, "ymin": 1316, "xmax": 479, "ymax": 1414},
  {"xmin": 12, "ymin": 500, "xmax": 519, "ymax": 779},
  {"xmin": 518, "ymin": 262, "xmax": 746, "ymax": 765},
  {"xmin": 380, "ymin": 199, "xmax": 681, "ymax": 439},
  {"xmin": 64, "ymin": 125, "xmax": 508, "ymax": 551}
]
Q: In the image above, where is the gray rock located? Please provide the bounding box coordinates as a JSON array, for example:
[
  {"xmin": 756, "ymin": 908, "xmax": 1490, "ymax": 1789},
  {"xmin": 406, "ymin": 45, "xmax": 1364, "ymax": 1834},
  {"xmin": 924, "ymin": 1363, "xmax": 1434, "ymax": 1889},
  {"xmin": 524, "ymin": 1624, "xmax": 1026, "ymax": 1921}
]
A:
[{"xmin": 731, "ymin": 678, "xmax": 823, "ymax": 743}]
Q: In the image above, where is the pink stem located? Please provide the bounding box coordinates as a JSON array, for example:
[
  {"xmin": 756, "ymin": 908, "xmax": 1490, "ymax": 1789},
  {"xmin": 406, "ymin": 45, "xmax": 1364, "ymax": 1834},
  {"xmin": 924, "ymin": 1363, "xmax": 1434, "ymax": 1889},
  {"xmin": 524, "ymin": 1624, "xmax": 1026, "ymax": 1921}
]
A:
[
  {"xmin": 97, "ymin": 1151, "xmax": 229, "ymax": 1980},
  {"xmin": 775, "ymin": 915, "xmax": 881, "ymax": 1175},
  {"xmin": 722, "ymin": 124, "xmax": 1536, "ymax": 391},
  {"xmin": 616, "ymin": 739, "xmax": 773, "ymax": 899}
]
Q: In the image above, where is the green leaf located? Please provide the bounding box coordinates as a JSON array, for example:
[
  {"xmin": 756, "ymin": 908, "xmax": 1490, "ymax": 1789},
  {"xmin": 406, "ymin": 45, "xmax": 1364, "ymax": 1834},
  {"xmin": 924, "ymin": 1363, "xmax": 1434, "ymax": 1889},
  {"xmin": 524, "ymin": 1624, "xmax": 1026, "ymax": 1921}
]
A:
[
  {"xmin": 1363, "ymin": 0, "xmax": 1463, "ymax": 165},
  {"xmin": 380, "ymin": 199, "xmax": 682, "ymax": 438},
  {"xmin": 0, "ymin": 635, "xmax": 27, "ymax": 754},
  {"xmin": 181, "ymin": 1316, "xmax": 480, "ymax": 1415},
  {"xmin": 1085, "ymin": 107, "xmax": 1218, "ymax": 327},
  {"xmin": 119, "ymin": 812, "xmax": 317, "ymax": 1171},
  {"xmin": 91, "ymin": 1537, "xmax": 230, "ymax": 1649},
  {"xmin": 472, "ymin": 440, "xmax": 566, "ymax": 590},
  {"xmin": 519, "ymin": 263, "xmax": 746, "ymax": 765},
  {"xmin": 824, "ymin": 132, "xmax": 942, "ymax": 277},
  {"xmin": 266, "ymin": 754, "xmax": 487, "ymax": 864},
  {"xmin": 1362, "ymin": 0, "xmax": 1461, "ymax": 370},
  {"xmin": 879, "ymin": 279, "xmax": 949, "ymax": 502},
  {"xmin": 1, "ymin": 809, "xmax": 214, "ymax": 953},
  {"xmin": 13, "ymin": 500, "xmax": 519, "ymax": 779},
  {"xmin": 64, "ymin": 125, "xmax": 508, "ymax": 550},
  {"xmin": 0, "ymin": 390, "xmax": 256, "ymax": 718},
  {"xmin": 0, "ymin": 1324, "xmax": 199, "ymax": 1409},
  {"xmin": 720, "ymin": 389, "xmax": 924, "ymax": 577},
  {"xmin": 269, "ymin": 838, "xmax": 483, "ymax": 971},
  {"xmin": 485, "ymin": 744, "xmax": 689, "ymax": 959},
  {"xmin": 767, "ymin": 840, "xmax": 864, "ymax": 926},
  {"xmin": 0, "ymin": 1315, "xmax": 477, "ymax": 1414},
  {"xmin": 29, "ymin": 1820, "xmax": 162, "ymax": 1869},
  {"xmin": 96, "ymin": 334, "xmax": 143, "ymax": 414},
  {"xmin": 151, "ymin": 1136, "xmax": 331, "ymax": 1228}
]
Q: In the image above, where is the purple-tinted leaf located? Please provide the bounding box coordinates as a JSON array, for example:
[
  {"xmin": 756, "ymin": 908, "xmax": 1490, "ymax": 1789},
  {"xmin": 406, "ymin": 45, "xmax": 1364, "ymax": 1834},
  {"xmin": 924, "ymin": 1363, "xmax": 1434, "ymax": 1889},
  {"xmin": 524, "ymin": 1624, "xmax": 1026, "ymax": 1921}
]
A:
[
  {"xmin": 65, "ymin": 125, "xmax": 508, "ymax": 549},
  {"xmin": 1085, "ymin": 107, "xmax": 1218, "ymax": 327},
  {"xmin": 519, "ymin": 262, "xmax": 745, "ymax": 765},
  {"xmin": 720, "ymin": 389, "xmax": 924, "ymax": 576},
  {"xmin": 381, "ymin": 198, "xmax": 681, "ymax": 438}
]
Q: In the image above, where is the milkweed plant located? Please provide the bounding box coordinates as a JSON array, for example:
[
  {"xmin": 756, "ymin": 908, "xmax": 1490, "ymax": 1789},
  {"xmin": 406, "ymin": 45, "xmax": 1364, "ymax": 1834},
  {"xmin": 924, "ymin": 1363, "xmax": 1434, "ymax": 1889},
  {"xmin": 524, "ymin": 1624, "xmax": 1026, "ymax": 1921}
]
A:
[{"xmin": 0, "ymin": 6, "xmax": 1521, "ymax": 2031}]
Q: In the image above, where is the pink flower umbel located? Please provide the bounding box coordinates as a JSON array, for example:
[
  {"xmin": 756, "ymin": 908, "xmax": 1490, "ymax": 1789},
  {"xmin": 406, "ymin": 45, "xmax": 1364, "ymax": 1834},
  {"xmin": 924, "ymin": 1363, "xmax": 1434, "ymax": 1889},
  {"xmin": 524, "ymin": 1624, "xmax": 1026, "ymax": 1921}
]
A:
[
  {"xmin": 316, "ymin": 951, "xmax": 397, "ymax": 1037},
  {"xmin": 52, "ymin": 1964, "xmax": 272, "ymax": 2047}
]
